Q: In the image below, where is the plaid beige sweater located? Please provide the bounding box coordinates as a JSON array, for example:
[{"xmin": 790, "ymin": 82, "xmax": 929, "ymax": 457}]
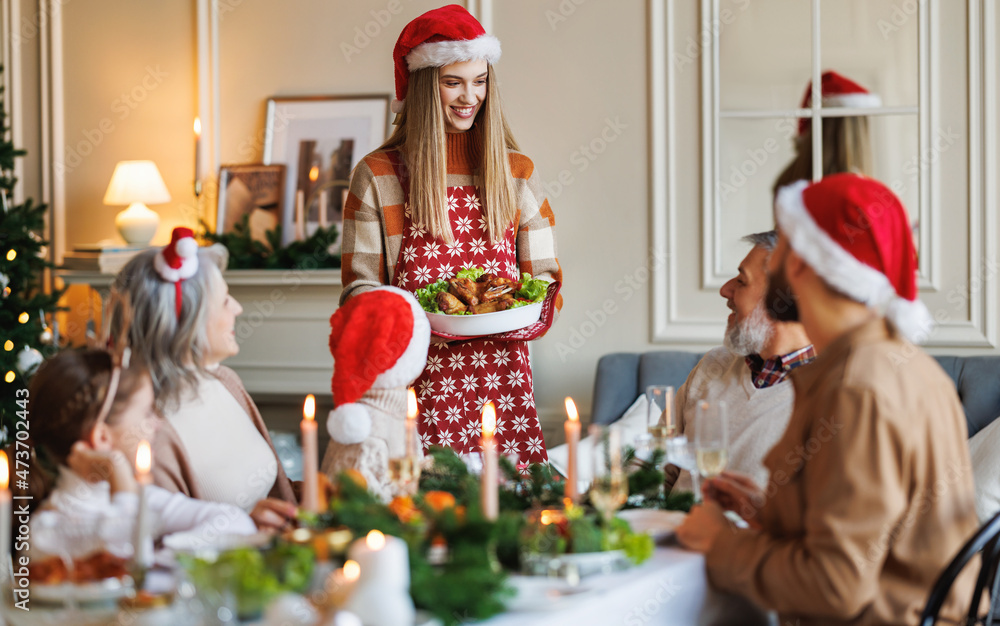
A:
[{"xmin": 341, "ymin": 131, "xmax": 562, "ymax": 306}]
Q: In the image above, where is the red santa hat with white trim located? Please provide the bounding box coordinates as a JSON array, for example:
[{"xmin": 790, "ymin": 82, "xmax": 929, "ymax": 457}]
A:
[
  {"xmin": 797, "ymin": 70, "xmax": 882, "ymax": 135},
  {"xmin": 390, "ymin": 4, "xmax": 501, "ymax": 114},
  {"xmin": 327, "ymin": 286, "xmax": 431, "ymax": 444},
  {"xmin": 774, "ymin": 173, "xmax": 933, "ymax": 343}
]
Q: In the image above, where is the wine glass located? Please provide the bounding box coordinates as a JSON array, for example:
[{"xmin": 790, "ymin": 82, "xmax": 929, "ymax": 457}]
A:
[
  {"xmin": 695, "ymin": 400, "xmax": 729, "ymax": 481},
  {"xmin": 388, "ymin": 410, "xmax": 423, "ymax": 496},
  {"xmin": 645, "ymin": 385, "xmax": 676, "ymax": 448},
  {"xmin": 588, "ymin": 424, "xmax": 628, "ymax": 525}
]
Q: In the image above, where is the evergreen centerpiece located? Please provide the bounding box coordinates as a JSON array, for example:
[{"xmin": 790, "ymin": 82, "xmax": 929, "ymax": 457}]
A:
[{"xmin": 0, "ymin": 67, "xmax": 60, "ymax": 444}]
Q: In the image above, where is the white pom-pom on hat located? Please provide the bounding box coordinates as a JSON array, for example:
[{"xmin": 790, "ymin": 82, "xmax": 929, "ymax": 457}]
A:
[{"xmin": 327, "ymin": 404, "xmax": 372, "ymax": 445}]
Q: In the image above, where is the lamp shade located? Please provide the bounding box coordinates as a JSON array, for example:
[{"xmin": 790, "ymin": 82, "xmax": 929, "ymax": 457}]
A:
[{"xmin": 103, "ymin": 160, "xmax": 171, "ymax": 205}]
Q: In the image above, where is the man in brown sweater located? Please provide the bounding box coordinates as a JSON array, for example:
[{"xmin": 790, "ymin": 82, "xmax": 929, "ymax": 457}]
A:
[{"xmin": 677, "ymin": 174, "xmax": 979, "ymax": 625}]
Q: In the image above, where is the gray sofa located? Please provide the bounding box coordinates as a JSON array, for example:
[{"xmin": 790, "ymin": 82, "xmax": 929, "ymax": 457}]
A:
[{"xmin": 590, "ymin": 351, "xmax": 1000, "ymax": 438}]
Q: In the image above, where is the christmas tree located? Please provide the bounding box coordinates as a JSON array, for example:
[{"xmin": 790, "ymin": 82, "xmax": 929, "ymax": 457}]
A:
[{"xmin": 0, "ymin": 66, "xmax": 61, "ymax": 445}]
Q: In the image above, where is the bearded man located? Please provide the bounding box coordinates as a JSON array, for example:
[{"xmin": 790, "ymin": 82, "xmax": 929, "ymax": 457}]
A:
[{"xmin": 666, "ymin": 230, "xmax": 813, "ymax": 492}]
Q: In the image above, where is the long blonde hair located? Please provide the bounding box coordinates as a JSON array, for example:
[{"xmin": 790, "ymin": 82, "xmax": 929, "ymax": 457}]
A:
[
  {"xmin": 380, "ymin": 64, "xmax": 519, "ymax": 244},
  {"xmin": 772, "ymin": 116, "xmax": 873, "ymax": 195}
]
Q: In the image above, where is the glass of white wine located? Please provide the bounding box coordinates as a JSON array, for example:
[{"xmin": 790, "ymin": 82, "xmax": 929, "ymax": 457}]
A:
[
  {"xmin": 389, "ymin": 401, "xmax": 423, "ymax": 496},
  {"xmin": 695, "ymin": 399, "xmax": 729, "ymax": 481},
  {"xmin": 645, "ymin": 385, "xmax": 676, "ymax": 448},
  {"xmin": 588, "ymin": 424, "xmax": 628, "ymax": 525}
]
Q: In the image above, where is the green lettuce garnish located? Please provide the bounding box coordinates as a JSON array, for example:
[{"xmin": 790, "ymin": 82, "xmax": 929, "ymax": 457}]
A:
[
  {"xmin": 455, "ymin": 266, "xmax": 485, "ymax": 281},
  {"xmin": 516, "ymin": 272, "xmax": 549, "ymax": 302},
  {"xmin": 415, "ymin": 278, "xmax": 449, "ymax": 313}
]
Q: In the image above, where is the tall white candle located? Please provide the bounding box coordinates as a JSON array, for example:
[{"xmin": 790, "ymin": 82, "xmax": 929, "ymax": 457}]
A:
[
  {"xmin": 301, "ymin": 394, "xmax": 319, "ymax": 513},
  {"xmin": 0, "ymin": 451, "xmax": 10, "ymax": 571},
  {"xmin": 132, "ymin": 441, "xmax": 153, "ymax": 569},
  {"xmin": 481, "ymin": 402, "xmax": 499, "ymax": 520},
  {"xmin": 193, "ymin": 118, "xmax": 202, "ymax": 196},
  {"xmin": 295, "ymin": 190, "xmax": 306, "ymax": 241},
  {"xmin": 563, "ymin": 397, "xmax": 581, "ymax": 504},
  {"xmin": 318, "ymin": 189, "xmax": 329, "ymax": 228}
]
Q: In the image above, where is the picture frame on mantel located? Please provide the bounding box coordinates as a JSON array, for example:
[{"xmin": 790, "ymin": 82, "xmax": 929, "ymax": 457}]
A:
[
  {"xmin": 263, "ymin": 95, "xmax": 390, "ymax": 246},
  {"xmin": 216, "ymin": 164, "xmax": 286, "ymax": 245}
]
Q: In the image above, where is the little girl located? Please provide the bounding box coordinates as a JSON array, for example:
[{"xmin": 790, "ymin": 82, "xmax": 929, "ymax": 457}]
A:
[{"xmin": 23, "ymin": 348, "xmax": 257, "ymax": 560}]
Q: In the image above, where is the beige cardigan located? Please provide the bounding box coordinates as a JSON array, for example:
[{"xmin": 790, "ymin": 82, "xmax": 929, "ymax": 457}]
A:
[{"xmin": 151, "ymin": 366, "xmax": 297, "ymax": 505}]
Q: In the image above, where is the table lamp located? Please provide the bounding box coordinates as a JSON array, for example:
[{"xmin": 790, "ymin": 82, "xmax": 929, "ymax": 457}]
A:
[{"xmin": 103, "ymin": 160, "xmax": 171, "ymax": 245}]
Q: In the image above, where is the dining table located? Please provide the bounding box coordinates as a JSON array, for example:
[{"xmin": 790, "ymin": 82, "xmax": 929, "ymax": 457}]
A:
[{"xmin": 481, "ymin": 543, "xmax": 771, "ymax": 626}]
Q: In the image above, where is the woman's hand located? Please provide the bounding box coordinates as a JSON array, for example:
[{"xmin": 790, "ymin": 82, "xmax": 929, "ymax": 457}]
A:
[
  {"xmin": 250, "ymin": 498, "xmax": 298, "ymax": 531},
  {"xmin": 67, "ymin": 442, "xmax": 138, "ymax": 494},
  {"xmin": 701, "ymin": 471, "xmax": 765, "ymax": 529}
]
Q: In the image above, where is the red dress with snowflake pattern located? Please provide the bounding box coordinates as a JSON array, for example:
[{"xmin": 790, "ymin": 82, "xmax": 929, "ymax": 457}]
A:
[{"xmin": 390, "ymin": 162, "xmax": 548, "ymax": 465}]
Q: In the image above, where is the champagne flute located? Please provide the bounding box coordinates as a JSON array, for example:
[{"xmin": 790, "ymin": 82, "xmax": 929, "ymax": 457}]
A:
[
  {"xmin": 695, "ymin": 400, "xmax": 729, "ymax": 480},
  {"xmin": 389, "ymin": 388, "xmax": 423, "ymax": 496},
  {"xmin": 645, "ymin": 385, "xmax": 676, "ymax": 447},
  {"xmin": 588, "ymin": 424, "xmax": 628, "ymax": 525}
]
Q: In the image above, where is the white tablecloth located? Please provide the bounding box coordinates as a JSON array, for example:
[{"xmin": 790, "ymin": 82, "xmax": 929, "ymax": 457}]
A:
[{"xmin": 481, "ymin": 545, "xmax": 767, "ymax": 626}]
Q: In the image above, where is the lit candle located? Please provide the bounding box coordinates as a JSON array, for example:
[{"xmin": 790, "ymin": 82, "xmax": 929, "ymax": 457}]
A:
[
  {"xmin": 0, "ymin": 451, "xmax": 10, "ymax": 570},
  {"xmin": 481, "ymin": 402, "xmax": 498, "ymax": 520},
  {"xmin": 406, "ymin": 387, "xmax": 418, "ymax": 455},
  {"xmin": 329, "ymin": 558, "xmax": 361, "ymax": 607},
  {"xmin": 318, "ymin": 188, "xmax": 329, "ymax": 229},
  {"xmin": 193, "ymin": 118, "xmax": 202, "ymax": 197},
  {"xmin": 345, "ymin": 530, "xmax": 414, "ymax": 626},
  {"xmin": 301, "ymin": 394, "xmax": 319, "ymax": 513},
  {"xmin": 295, "ymin": 189, "xmax": 306, "ymax": 241},
  {"xmin": 132, "ymin": 441, "xmax": 153, "ymax": 569},
  {"xmin": 564, "ymin": 397, "xmax": 581, "ymax": 504}
]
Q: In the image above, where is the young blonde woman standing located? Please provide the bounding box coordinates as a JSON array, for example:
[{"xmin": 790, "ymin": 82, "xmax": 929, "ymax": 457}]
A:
[{"xmin": 340, "ymin": 5, "xmax": 562, "ymax": 464}]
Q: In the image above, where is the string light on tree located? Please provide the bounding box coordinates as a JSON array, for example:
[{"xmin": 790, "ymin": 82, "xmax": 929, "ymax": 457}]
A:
[
  {"xmin": 3, "ymin": 342, "xmax": 11, "ymax": 351},
  {"xmin": 3, "ymin": 372, "xmax": 12, "ymax": 384},
  {"xmin": 5, "ymin": 250, "xmax": 14, "ymax": 261},
  {"xmin": 17, "ymin": 313, "xmax": 28, "ymax": 324}
]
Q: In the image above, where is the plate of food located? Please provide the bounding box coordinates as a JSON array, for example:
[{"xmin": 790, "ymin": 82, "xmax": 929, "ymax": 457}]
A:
[
  {"xmin": 415, "ymin": 267, "xmax": 550, "ymax": 337},
  {"xmin": 29, "ymin": 552, "xmax": 134, "ymax": 604},
  {"xmin": 616, "ymin": 509, "xmax": 687, "ymax": 542}
]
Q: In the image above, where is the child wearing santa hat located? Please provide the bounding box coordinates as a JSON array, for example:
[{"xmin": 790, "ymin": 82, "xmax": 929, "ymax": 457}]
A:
[{"xmin": 339, "ymin": 5, "xmax": 562, "ymax": 464}]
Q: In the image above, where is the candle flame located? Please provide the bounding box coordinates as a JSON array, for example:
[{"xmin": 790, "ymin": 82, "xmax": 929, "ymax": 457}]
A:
[
  {"xmin": 366, "ymin": 529, "xmax": 386, "ymax": 550},
  {"xmin": 407, "ymin": 388, "xmax": 418, "ymax": 420},
  {"xmin": 303, "ymin": 394, "xmax": 316, "ymax": 422},
  {"xmin": 343, "ymin": 559, "xmax": 361, "ymax": 582},
  {"xmin": 193, "ymin": 117, "xmax": 201, "ymax": 136},
  {"xmin": 482, "ymin": 402, "xmax": 496, "ymax": 437},
  {"xmin": 564, "ymin": 397, "xmax": 579, "ymax": 422},
  {"xmin": 136, "ymin": 440, "xmax": 152, "ymax": 474},
  {"xmin": 0, "ymin": 450, "xmax": 8, "ymax": 490},
  {"xmin": 309, "ymin": 165, "xmax": 319, "ymax": 182}
]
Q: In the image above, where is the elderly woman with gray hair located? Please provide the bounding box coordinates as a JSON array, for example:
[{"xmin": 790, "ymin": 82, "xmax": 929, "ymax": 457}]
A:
[{"xmin": 111, "ymin": 227, "xmax": 298, "ymax": 531}]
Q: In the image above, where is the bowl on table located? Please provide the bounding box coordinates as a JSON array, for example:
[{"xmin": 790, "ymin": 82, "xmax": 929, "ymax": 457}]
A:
[{"xmin": 426, "ymin": 301, "xmax": 543, "ymax": 337}]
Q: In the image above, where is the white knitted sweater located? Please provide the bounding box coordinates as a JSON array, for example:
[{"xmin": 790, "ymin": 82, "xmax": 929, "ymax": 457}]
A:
[{"xmin": 671, "ymin": 347, "xmax": 797, "ymax": 492}]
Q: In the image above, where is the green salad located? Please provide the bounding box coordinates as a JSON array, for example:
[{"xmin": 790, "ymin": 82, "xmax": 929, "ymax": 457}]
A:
[{"xmin": 415, "ymin": 266, "xmax": 550, "ymax": 315}]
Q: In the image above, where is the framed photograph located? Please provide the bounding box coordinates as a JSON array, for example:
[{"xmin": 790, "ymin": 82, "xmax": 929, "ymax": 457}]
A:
[
  {"xmin": 263, "ymin": 94, "xmax": 391, "ymax": 246},
  {"xmin": 216, "ymin": 164, "xmax": 286, "ymax": 244}
]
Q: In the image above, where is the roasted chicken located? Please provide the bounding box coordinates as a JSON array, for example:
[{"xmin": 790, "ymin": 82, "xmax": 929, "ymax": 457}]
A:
[
  {"xmin": 436, "ymin": 291, "xmax": 468, "ymax": 315},
  {"xmin": 447, "ymin": 277, "xmax": 480, "ymax": 306},
  {"xmin": 434, "ymin": 271, "xmax": 526, "ymax": 315}
]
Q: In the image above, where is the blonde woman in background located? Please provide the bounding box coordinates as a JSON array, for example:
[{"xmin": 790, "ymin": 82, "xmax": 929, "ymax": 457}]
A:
[
  {"xmin": 772, "ymin": 70, "xmax": 877, "ymax": 195},
  {"xmin": 339, "ymin": 5, "xmax": 562, "ymax": 464}
]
